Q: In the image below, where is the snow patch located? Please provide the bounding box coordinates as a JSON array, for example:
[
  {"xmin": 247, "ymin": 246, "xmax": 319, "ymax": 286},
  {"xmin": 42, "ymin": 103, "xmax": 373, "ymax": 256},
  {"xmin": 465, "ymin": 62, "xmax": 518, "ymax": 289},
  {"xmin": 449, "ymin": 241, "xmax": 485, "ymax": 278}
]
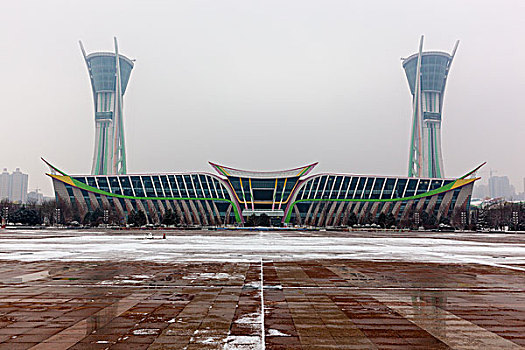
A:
[
  {"xmin": 268, "ymin": 329, "xmax": 290, "ymax": 337},
  {"xmin": 234, "ymin": 312, "xmax": 261, "ymax": 325},
  {"xmin": 223, "ymin": 335, "xmax": 262, "ymax": 349},
  {"xmin": 1, "ymin": 231, "xmax": 524, "ymax": 270},
  {"xmin": 182, "ymin": 272, "xmax": 242, "ymax": 280},
  {"xmin": 132, "ymin": 328, "xmax": 160, "ymax": 335}
]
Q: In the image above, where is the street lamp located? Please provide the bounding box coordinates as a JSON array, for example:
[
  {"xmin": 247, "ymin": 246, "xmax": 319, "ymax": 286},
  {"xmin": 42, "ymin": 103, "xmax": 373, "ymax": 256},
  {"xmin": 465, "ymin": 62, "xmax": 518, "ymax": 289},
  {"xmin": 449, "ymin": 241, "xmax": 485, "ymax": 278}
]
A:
[
  {"xmin": 2, "ymin": 206, "xmax": 8, "ymax": 227},
  {"xmin": 103, "ymin": 209, "xmax": 109, "ymax": 225},
  {"xmin": 414, "ymin": 212, "xmax": 420, "ymax": 227},
  {"xmin": 512, "ymin": 211, "xmax": 519, "ymax": 230},
  {"xmin": 55, "ymin": 208, "xmax": 61, "ymax": 226},
  {"xmin": 461, "ymin": 211, "xmax": 467, "ymax": 229}
]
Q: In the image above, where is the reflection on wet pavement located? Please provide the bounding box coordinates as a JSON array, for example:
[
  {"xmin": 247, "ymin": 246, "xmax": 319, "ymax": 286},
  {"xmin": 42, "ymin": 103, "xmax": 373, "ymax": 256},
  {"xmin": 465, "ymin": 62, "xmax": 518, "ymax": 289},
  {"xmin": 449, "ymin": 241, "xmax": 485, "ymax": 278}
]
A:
[{"xmin": 0, "ymin": 230, "xmax": 523, "ymax": 349}]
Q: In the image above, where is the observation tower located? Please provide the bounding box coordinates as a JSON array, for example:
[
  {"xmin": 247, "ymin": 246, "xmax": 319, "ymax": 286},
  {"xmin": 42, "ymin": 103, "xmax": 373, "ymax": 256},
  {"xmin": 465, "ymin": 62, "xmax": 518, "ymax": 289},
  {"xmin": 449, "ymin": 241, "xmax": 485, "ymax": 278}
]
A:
[
  {"xmin": 80, "ymin": 38, "xmax": 134, "ymax": 175},
  {"xmin": 403, "ymin": 36, "xmax": 458, "ymax": 178}
]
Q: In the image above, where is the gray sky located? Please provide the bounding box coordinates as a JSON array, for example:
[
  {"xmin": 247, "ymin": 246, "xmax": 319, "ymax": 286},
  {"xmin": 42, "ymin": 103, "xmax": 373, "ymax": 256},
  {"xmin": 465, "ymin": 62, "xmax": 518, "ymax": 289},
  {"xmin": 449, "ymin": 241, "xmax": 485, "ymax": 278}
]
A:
[{"xmin": 1, "ymin": 0, "xmax": 524, "ymax": 196}]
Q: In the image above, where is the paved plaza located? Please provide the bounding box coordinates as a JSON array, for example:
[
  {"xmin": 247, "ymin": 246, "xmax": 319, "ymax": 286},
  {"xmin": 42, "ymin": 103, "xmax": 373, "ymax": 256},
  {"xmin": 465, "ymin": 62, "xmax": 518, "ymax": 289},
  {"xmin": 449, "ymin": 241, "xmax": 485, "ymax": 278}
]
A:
[{"xmin": 0, "ymin": 230, "xmax": 524, "ymax": 349}]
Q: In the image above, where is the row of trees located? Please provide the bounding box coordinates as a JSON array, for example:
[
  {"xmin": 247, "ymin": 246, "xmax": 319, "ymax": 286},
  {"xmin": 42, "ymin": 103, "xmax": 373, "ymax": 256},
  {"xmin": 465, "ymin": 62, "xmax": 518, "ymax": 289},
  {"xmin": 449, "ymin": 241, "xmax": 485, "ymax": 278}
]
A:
[
  {"xmin": 0, "ymin": 199, "xmax": 182, "ymax": 227},
  {"xmin": 1, "ymin": 199, "xmax": 58, "ymax": 226},
  {"xmin": 84, "ymin": 208, "xmax": 181, "ymax": 227},
  {"xmin": 2, "ymin": 198, "xmax": 524, "ymax": 230},
  {"xmin": 472, "ymin": 202, "xmax": 525, "ymax": 231}
]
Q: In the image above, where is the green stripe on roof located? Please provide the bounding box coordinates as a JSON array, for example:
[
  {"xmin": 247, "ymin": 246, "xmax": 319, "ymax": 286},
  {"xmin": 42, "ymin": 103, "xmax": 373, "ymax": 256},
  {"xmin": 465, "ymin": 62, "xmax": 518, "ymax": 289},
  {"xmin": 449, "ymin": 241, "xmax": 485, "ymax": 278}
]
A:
[
  {"xmin": 60, "ymin": 176, "xmax": 242, "ymax": 223},
  {"xmin": 284, "ymin": 179, "xmax": 458, "ymax": 223}
]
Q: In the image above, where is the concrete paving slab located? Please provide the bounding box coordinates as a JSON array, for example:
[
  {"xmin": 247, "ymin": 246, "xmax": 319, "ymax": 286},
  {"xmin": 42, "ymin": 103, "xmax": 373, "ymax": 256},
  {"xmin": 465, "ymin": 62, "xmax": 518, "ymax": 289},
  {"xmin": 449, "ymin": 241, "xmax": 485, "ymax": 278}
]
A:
[{"xmin": 0, "ymin": 229, "xmax": 523, "ymax": 349}]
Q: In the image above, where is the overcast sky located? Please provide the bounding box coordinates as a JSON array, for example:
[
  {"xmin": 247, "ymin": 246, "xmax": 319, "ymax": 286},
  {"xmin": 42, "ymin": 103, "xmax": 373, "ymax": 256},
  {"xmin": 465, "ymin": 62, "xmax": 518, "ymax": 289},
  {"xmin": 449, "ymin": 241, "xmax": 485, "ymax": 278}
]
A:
[{"xmin": 1, "ymin": 0, "xmax": 524, "ymax": 196}]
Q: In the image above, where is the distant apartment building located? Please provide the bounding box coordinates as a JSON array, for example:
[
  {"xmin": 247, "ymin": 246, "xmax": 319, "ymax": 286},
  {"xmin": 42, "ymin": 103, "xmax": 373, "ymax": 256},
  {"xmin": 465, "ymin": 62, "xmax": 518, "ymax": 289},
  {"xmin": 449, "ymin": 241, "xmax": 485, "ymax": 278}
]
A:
[
  {"xmin": 0, "ymin": 169, "xmax": 9, "ymax": 200},
  {"xmin": 488, "ymin": 176, "xmax": 515, "ymax": 200},
  {"xmin": 0, "ymin": 168, "xmax": 29, "ymax": 203},
  {"xmin": 472, "ymin": 183, "xmax": 489, "ymax": 199},
  {"xmin": 27, "ymin": 190, "xmax": 44, "ymax": 205}
]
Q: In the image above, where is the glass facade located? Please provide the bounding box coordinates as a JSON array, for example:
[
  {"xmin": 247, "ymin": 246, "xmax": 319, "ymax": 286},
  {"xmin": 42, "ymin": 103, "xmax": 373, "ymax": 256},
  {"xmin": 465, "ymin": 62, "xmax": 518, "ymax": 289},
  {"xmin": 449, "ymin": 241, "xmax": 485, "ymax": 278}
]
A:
[
  {"xmin": 87, "ymin": 54, "xmax": 134, "ymax": 94},
  {"xmin": 403, "ymin": 52, "xmax": 451, "ymax": 94},
  {"xmin": 50, "ymin": 162, "xmax": 475, "ymax": 228}
]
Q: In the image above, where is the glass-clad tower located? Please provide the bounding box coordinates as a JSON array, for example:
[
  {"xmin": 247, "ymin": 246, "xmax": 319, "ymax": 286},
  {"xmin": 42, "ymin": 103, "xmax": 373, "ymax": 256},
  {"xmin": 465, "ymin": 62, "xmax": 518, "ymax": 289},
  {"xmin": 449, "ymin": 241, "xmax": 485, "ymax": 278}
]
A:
[
  {"xmin": 80, "ymin": 38, "xmax": 134, "ymax": 175},
  {"xmin": 403, "ymin": 36, "xmax": 458, "ymax": 178}
]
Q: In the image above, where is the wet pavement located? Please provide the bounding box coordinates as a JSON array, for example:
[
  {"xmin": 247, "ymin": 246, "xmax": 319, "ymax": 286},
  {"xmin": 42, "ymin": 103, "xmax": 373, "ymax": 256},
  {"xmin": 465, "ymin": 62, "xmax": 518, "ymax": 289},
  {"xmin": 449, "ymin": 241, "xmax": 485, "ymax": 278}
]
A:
[{"xmin": 0, "ymin": 230, "xmax": 524, "ymax": 349}]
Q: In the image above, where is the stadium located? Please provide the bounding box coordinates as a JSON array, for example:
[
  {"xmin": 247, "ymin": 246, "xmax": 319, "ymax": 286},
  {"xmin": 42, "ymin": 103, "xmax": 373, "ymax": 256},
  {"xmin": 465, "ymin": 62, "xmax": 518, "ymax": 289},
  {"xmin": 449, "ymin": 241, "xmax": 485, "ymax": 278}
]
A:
[
  {"xmin": 46, "ymin": 38, "xmax": 479, "ymax": 228},
  {"xmin": 45, "ymin": 160, "xmax": 480, "ymax": 227}
]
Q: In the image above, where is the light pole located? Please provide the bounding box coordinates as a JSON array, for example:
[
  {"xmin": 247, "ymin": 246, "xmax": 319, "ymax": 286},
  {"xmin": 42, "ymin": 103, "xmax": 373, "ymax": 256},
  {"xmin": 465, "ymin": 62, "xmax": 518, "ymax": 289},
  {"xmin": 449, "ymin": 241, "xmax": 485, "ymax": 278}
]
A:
[
  {"xmin": 512, "ymin": 211, "xmax": 518, "ymax": 231},
  {"xmin": 104, "ymin": 209, "xmax": 109, "ymax": 226},
  {"xmin": 461, "ymin": 211, "xmax": 467, "ymax": 230},
  {"xmin": 55, "ymin": 208, "xmax": 61, "ymax": 226},
  {"xmin": 2, "ymin": 206, "xmax": 8, "ymax": 228},
  {"xmin": 414, "ymin": 212, "xmax": 420, "ymax": 229}
]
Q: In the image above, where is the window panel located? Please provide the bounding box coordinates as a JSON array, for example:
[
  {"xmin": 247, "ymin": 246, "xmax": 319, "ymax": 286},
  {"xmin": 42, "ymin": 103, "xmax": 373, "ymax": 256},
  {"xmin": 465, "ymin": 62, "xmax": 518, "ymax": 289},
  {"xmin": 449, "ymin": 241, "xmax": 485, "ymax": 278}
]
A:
[
  {"xmin": 394, "ymin": 179, "xmax": 407, "ymax": 198},
  {"xmin": 381, "ymin": 178, "xmax": 396, "ymax": 199},
  {"xmin": 183, "ymin": 175, "xmax": 195, "ymax": 197},
  {"xmin": 354, "ymin": 177, "xmax": 366, "ymax": 198},
  {"xmin": 168, "ymin": 175, "xmax": 180, "ymax": 197},
  {"xmin": 160, "ymin": 175, "xmax": 172, "ymax": 196},
  {"xmin": 404, "ymin": 179, "xmax": 418, "ymax": 197},
  {"xmin": 176, "ymin": 175, "xmax": 187, "ymax": 197},
  {"xmin": 416, "ymin": 180, "xmax": 430, "ymax": 195},
  {"xmin": 131, "ymin": 176, "xmax": 144, "ymax": 197},
  {"xmin": 371, "ymin": 178, "xmax": 384, "ymax": 199},
  {"xmin": 87, "ymin": 177, "xmax": 97, "ymax": 188},
  {"xmin": 309, "ymin": 177, "xmax": 320, "ymax": 198},
  {"xmin": 338, "ymin": 177, "xmax": 351, "ymax": 199},
  {"xmin": 119, "ymin": 176, "xmax": 134, "ymax": 197},
  {"xmin": 96, "ymin": 177, "xmax": 110, "ymax": 193},
  {"xmin": 430, "ymin": 179, "xmax": 444, "ymax": 191},
  {"xmin": 346, "ymin": 177, "xmax": 357, "ymax": 199},
  {"xmin": 315, "ymin": 176, "xmax": 327, "ymax": 199},
  {"xmin": 142, "ymin": 176, "xmax": 156, "ymax": 197},
  {"xmin": 152, "ymin": 176, "xmax": 164, "ymax": 197},
  {"xmin": 302, "ymin": 180, "xmax": 313, "ymax": 199},
  {"xmin": 108, "ymin": 177, "xmax": 122, "ymax": 195},
  {"xmin": 363, "ymin": 177, "xmax": 375, "ymax": 199}
]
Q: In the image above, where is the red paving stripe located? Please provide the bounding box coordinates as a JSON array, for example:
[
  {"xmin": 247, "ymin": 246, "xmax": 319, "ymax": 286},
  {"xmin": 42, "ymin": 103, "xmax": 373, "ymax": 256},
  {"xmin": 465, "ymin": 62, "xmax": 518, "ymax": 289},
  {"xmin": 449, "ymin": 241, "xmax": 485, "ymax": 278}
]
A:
[
  {"xmin": 327, "ymin": 263, "xmax": 524, "ymax": 349},
  {"xmin": 0, "ymin": 256, "xmax": 524, "ymax": 349},
  {"xmin": 262, "ymin": 262, "xmax": 304, "ymax": 346},
  {"xmin": 299, "ymin": 263, "xmax": 451, "ymax": 349},
  {"xmin": 28, "ymin": 293, "xmax": 152, "ymax": 350}
]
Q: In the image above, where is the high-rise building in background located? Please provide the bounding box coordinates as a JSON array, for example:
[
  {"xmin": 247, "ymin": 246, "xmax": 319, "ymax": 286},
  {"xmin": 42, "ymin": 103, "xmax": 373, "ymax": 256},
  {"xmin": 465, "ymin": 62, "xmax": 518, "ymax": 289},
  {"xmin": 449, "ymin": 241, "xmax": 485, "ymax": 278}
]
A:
[
  {"xmin": 0, "ymin": 169, "xmax": 10, "ymax": 201},
  {"xmin": 0, "ymin": 168, "xmax": 28, "ymax": 203},
  {"xmin": 403, "ymin": 36, "xmax": 459, "ymax": 178},
  {"xmin": 488, "ymin": 176, "xmax": 515, "ymax": 199},
  {"xmin": 27, "ymin": 189, "xmax": 44, "ymax": 205},
  {"xmin": 10, "ymin": 168, "xmax": 28, "ymax": 203},
  {"xmin": 79, "ymin": 38, "xmax": 134, "ymax": 175}
]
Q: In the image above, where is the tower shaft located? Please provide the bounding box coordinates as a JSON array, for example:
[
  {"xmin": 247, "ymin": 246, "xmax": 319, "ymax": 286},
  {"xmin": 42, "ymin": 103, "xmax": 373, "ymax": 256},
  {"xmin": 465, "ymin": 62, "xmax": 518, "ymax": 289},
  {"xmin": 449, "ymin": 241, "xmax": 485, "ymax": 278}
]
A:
[
  {"xmin": 403, "ymin": 36, "xmax": 458, "ymax": 178},
  {"xmin": 80, "ymin": 38, "xmax": 134, "ymax": 175}
]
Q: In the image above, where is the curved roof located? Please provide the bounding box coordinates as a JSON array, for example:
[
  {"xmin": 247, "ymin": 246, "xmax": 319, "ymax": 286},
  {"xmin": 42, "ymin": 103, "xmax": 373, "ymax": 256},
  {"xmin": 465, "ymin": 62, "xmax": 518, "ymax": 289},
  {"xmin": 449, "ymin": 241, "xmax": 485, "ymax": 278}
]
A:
[
  {"xmin": 85, "ymin": 52, "xmax": 135, "ymax": 67},
  {"xmin": 401, "ymin": 51, "xmax": 452, "ymax": 67},
  {"xmin": 209, "ymin": 162, "xmax": 318, "ymax": 179}
]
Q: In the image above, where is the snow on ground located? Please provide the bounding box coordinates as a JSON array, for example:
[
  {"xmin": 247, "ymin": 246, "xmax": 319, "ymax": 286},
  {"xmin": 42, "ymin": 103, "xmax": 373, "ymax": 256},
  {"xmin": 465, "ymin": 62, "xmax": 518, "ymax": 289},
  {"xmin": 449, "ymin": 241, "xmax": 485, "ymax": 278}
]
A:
[
  {"xmin": 234, "ymin": 312, "xmax": 262, "ymax": 326},
  {"xmin": 0, "ymin": 230, "xmax": 524, "ymax": 271},
  {"xmin": 132, "ymin": 329, "xmax": 160, "ymax": 335},
  {"xmin": 267, "ymin": 329, "xmax": 290, "ymax": 337},
  {"xmin": 223, "ymin": 335, "xmax": 262, "ymax": 350}
]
